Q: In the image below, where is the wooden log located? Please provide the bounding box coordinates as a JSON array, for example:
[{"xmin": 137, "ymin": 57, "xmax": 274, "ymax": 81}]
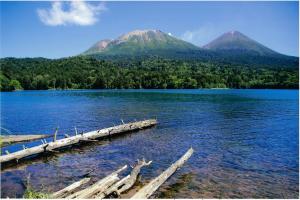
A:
[
  {"xmin": 79, "ymin": 138, "xmax": 98, "ymax": 142},
  {"xmin": 66, "ymin": 175, "xmax": 118, "ymax": 199},
  {"xmin": 66, "ymin": 165, "xmax": 127, "ymax": 199},
  {"xmin": 82, "ymin": 175, "xmax": 119, "ymax": 198},
  {"xmin": 98, "ymin": 175, "xmax": 131, "ymax": 198},
  {"xmin": 117, "ymin": 159, "xmax": 152, "ymax": 194},
  {"xmin": 51, "ymin": 177, "xmax": 91, "ymax": 198},
  {"xmin": 0, "ymin": 119, "xmax": 157, "ymax": 164},
  {"xmin": 95, "ymin": 158, "xmax": 152, "ymax": 199},
  {"xmin": 131, "ymin": 147, "xmax": 194, "ymax": 199},
  {"xmin": 0, "ymin": 134, "xmax": 51, "ymax": 146}
]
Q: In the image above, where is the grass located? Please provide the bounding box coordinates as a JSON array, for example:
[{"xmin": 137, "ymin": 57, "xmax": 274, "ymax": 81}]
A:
[
  {"xmin": 22, "ymin": 174, "xmax": 50, "ymax": 199},
  {"xmin": 0, "ymin": 136, "xmax": 3, "ymax": 148},
  {"xmin": 23, "ymin": 188, "xmax": 49, "ymax": 199}
]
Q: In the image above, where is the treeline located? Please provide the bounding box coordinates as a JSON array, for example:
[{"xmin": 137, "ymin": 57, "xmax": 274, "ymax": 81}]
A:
[{"xmin": 0, "ymin": 56, "xmax": 298, "ymax": 91}]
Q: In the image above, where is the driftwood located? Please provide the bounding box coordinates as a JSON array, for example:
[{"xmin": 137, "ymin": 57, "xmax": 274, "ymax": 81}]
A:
[
  {"xmin": 95, "ymin": 158, "xmax": 152, "ymax": 198},
  {"xmin": 51, "ymin": 177, "xmax": 91, "ymax": 198},
  {"xmin": 131, "ymin": 147, "xmax": 194, "ymax": 199},
  {"xmin": 52, "ymin": 159, "xmax": 152, "ymax": 199},
  {"xmin": 0, "ymin": 134, "xmax": 51, "ymax": 146},
  {"xmin": 65, "ymin": 165, "xmax": 127, "ymax": 199},
  {"xmin": 36, "ymin": 148, "xmax": 192, "ymax": 199},
  {"xmin": 0, "ymin": 119, "xmax": 157, "ymax": 164},
  {"xmin": 95, "ymin": 175, "xmax": 131, "ymax": 198}
]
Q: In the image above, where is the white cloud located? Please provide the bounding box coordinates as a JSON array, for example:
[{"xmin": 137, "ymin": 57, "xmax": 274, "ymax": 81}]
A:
[
  {"xmin": 168, "ymin": 32, "xmax": 172, "ymax": 36},
  {"xmin": 37, "ymin": 1, "xmax": 106, "ymax": 26},
  {"xmin": 181, "ymin": 24, "xmax": 218, "ymax": 46}
]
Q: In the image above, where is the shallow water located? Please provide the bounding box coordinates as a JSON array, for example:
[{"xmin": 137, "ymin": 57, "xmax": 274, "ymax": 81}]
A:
[{"xmin": 1, "ymin": 89, "xmax": 299, "ymax": 198}]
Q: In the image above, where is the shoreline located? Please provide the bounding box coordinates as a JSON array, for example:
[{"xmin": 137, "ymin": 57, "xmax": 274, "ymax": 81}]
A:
[{"xmin": 1, "ymin": 87, "xmax": 299, "ymax": 92}]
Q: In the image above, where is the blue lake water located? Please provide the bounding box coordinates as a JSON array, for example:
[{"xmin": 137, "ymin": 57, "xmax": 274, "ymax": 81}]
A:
[{"xmin": 0, "ymin": 89, "xmax": 299, "ymax": 198}]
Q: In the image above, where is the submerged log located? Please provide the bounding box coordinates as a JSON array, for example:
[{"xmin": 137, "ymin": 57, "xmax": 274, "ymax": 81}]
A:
[
  {"xmin": 0, "ymin": 134, "xmax": 51, "ymax": 146},
  {"xmin": 95, "ymin": 158, "xmax": 152, "ymax": 198},
  {"xmin": 66, "ymin": 165, "xmax": 127, "ymax": 199},
  {"xmin": 0, "ymin": 119, "xmax": 157, "ymax": 164},
  {"xmin": 51, "ymin": 177, "xmax": 91, "ymax": 198},
  {"xmin": 131, "ymin": 147, "xmax": 194, "ymax": 199}
]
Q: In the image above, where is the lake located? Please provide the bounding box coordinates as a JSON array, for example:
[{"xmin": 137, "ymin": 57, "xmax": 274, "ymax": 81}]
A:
[{"xmin": 1, "ymin": 89, "xmax": 299, "ymax": 198}]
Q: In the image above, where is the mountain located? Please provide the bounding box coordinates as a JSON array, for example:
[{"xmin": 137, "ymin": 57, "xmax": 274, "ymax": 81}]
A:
[
  {"xmin": 203, "ymin": 31, "xmax": 279, "ymax": 56},
  {"xmin": 83, "ymin": 29, "xmax": 298, "ymax": 68},
  {"xmin": 83, "ymin": 29, "xmax": 200, "ymax": 56}
]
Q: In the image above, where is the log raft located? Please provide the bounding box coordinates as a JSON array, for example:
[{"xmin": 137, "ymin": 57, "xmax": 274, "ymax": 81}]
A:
[{"xmin": 0, "ymin": 119, "xmax": 157, "ymax": 164}]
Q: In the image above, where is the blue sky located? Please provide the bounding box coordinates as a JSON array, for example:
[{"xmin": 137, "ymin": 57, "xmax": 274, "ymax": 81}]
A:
[{"xmin": 1, "ymin": 1, "xmax": 298, "ymax": 58}]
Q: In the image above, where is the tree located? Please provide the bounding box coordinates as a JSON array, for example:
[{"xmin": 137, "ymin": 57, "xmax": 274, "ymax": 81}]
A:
[{"xmin": 8, "ymin": 79, "xmax": 23, "ymax": 91}]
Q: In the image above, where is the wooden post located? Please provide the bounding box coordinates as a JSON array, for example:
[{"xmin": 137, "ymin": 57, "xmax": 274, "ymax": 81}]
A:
[
  {"xmin": 75, "ymin": 127, "xmax": 78, "ymax": 136},
  {"xmin": 131, "ymin": 147, "xmax": 194, "ymax": 199},
  {"xmin": 53, "ymin": 128, "xmax": 58, "ymax": 142}
]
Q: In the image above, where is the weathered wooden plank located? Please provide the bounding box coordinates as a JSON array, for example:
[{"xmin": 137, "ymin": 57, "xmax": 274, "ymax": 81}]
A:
[
  {"xmin": 0, "ymin": 119, "xmax": 157, "ymax": 164},
  {"xmin": 131, "ymin": 147, "xmax": 194, "ymax": 199}
]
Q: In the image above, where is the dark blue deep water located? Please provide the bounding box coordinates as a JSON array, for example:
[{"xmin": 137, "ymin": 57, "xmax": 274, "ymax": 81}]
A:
[{"xmin": 1, "ymin": 89, "xmax": 299, "ymax": 198}]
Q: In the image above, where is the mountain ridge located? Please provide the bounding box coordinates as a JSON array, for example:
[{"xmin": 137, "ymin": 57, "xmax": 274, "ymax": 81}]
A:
[{"xmin": 81, "ymin": 29, "xmax": 297, "ymax": 68}]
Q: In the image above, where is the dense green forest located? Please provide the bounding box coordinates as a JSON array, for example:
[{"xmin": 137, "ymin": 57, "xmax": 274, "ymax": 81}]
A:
[{"xmin": 0, "ymin": 56, "xmax": 298, "ymax": 91}]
